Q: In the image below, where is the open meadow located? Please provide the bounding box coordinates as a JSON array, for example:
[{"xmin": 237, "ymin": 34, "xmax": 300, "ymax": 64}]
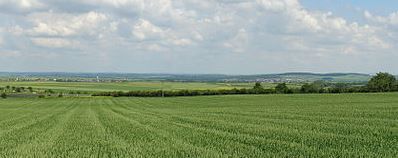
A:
[
  {"xmin": 0, "ymin": 81, "xmax": 254, "ymax": 93},
  {"xmin": 0, "ymin": 93, "xmax": 396, "ymax": 157},
  {"xmin": 0, "ymin": 81, "xmax": 302, "ymax": 93}
]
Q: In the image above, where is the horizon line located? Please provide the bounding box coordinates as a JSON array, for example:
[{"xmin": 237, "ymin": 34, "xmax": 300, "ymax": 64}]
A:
[{"xmin": 0, "ymin": 71, "xmax": 379, "ymax": 76}]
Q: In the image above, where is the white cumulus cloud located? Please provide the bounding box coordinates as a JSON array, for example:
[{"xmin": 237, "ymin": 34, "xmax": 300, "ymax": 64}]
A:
[
  {"xmin": 0, "ymin": 0, "xmax": 397, "ymax": 73},
  {"xmin": 31, "ymin": 37, "xmax": 80, "ymax": 48},
  {"xmin": 28, "ymin": 11, "xmax": 108, "ymax": 37}
]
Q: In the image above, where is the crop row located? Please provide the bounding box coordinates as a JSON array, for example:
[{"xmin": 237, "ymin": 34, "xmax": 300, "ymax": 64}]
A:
[{"xmin": 0, "ymin": 94, "xmax": 397, "ymax": 157}]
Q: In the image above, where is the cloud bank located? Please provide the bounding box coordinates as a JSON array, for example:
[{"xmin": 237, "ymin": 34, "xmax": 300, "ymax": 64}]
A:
[{"xmin": 0, "ymin": 0, "xmax": 397, "ymax": 74}]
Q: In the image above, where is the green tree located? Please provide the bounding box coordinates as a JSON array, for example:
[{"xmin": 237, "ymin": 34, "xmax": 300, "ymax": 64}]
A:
[
  {"xmin": 253, "ymin": 82, "xmax": 264, "ymax": 90},
  {"xmin": 395, "ymin": 81, "xmax": 398, "ymax": 91},
  {"xmin": 368, "ymin": 72, "xmax": 396, "ymax": 92},
  {"xmin": 27, "ymin": 87, "xmax": 33, "ymax": 92},
  {"xmin": 252, "ymin": 82, "xmax": 265, "ymax": 94},
  {"xmin": 329, "ymin": 83, "xmax": 349, "ymax": 93},
  {"xmin": 275, "ymin": 83, "xmax": 289, "ymax": 94},
  {"xmin": 301, "ymin": 82, "xmax": 325, "ymax": 93}
]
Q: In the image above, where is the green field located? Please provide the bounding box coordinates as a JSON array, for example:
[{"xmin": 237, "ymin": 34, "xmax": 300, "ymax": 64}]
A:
[
  {"xmin": 0, "ymin": 81, "xmax": 300, "ymax": 93},
  {"xmin": 0, "ymin": 93, "xmax": 396, "ymax": 157},
  {"xmin": 0, "ymin": 82, "xmax": 251, "ymax": 92}
]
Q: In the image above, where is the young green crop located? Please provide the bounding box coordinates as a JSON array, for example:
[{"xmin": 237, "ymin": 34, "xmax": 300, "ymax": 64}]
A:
[
  {"xmin": 0, "ymin": 93, "xmax": 397, "ymax": 157},
  {"xmin": 0, "ymin": 81, "xmax": 299, "ymax": 93}
]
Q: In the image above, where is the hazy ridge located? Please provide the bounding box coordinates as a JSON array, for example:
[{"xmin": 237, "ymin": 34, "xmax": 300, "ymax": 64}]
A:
[{"xmin": 0, "ymin": 72, "xmax": 374, "ymax": 82}]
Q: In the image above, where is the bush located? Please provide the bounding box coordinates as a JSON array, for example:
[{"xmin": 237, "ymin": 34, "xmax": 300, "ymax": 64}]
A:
[
  {"xmin": 301, "ymin": 83, "xmax": 321, "ymax": 93},
  {"xmin": 275, "ymin": 83, "xmax": 290, "ymax": 94},
  {"xmin": 45, "ymin": 89, "xmax": 55, "ymax": 94},
  {"xmin": 1, "ymin": 93, "xmax": 7, "ymax": 99},
  {"xmin": 15, "ymin": 87, "xmax": 22, "ymax": 93},
  {"xmin": 252, "ymin": 82, "xmax": 265, "ymax": 94},
  {"xmin": 38, "ymin": 95, "xmax": 46, "ymax": 98},
  {"xmin": 394, "ymin": 82, "xmax": 398, "ymax": 92},
  {"xmin": 27, "ymin": 87, "xmax": 33, "ymax": 92},
  {"xmin": 93, "ymin": 86, "xmax": 281, "ymax": 98}
]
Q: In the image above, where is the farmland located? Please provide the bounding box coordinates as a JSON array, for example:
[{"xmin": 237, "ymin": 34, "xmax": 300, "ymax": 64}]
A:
[
  {"xmin": 0, "ymin": 93, "xmax": 397, "ymax": 157},
  {"xmin": 0, "ymin": 81, "xmax": 301, "ymax": 93}
]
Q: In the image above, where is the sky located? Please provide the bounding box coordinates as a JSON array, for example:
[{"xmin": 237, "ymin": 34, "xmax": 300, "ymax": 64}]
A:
[{"xmin": 0, "ymin": 0, "xmax": 398, "ymax": 74}]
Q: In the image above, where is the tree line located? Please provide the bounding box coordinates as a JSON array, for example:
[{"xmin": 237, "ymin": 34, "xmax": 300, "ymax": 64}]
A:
[
  {"xmin": 92, "ymin": 72, "xmax": 398, "ymax": 97},
  {"xmin": 2, "ymin": 72, "xmax": 397, "ymax": 99},
  {"xmin": 0, "ymin": 85, "xmax": 89, "ymax": 99},
  {"xmin": 1, "ymin": 86, "xmax": 34, "ymax": 99},
  {"xmin": 298, "ymin": 72, "xmax": 397, "ymax": 93}
]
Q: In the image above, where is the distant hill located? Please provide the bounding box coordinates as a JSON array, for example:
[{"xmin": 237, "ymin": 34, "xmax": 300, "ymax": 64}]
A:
[{"xmin": 0, "ymin": 72, "xmax": 373, "ymax": 83}]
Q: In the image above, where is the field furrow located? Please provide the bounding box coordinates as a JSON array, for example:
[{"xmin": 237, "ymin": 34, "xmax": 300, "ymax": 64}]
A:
[{"xmin": 0, "ymin": 93, "xmax": 397, "ymax": 157}]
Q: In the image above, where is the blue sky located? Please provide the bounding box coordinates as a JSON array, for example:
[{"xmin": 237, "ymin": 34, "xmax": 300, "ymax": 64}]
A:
[
  {"xmin": 0, "ymin": 0, "xmax": 398, "ymax": 74},
  {"xmin": 302, "ymin": 0, "xmax": 398, "ymax": 22},
  {"xmin": 303, "ymin": 0, "xmax": 398, "ymax": 15}
]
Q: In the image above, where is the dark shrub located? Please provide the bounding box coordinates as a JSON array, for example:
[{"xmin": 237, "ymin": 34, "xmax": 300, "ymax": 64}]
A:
[
  {"xmin": 1, "ymin": 93, "xmax": 7, "ymax": 99},
  {"xmin": 275, "ymin": 83, "xmax": 289, "ymax": 94}
]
